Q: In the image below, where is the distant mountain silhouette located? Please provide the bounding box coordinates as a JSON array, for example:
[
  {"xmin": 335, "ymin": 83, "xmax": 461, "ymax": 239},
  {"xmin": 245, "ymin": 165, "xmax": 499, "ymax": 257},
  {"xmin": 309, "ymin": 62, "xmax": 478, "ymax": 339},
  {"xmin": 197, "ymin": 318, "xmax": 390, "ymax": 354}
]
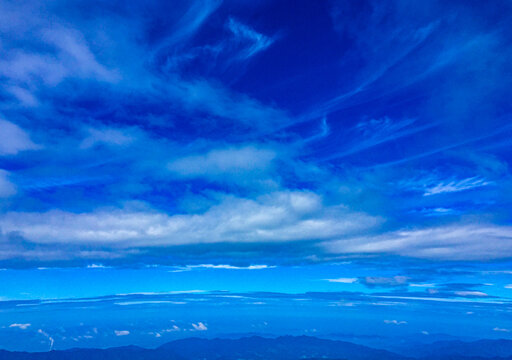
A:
[
  {"xmin": 400, "ymin": 339, "xmax": 512, "ymax": 359},
  {"xmin": 1, "ymin": 336, "xmax": 512, "ymax": 360}
]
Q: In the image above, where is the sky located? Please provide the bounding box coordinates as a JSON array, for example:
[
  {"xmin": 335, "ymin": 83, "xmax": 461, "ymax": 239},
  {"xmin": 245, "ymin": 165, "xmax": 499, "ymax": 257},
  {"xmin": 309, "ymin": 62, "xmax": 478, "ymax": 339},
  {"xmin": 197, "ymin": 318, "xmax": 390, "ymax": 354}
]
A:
[{"xmin": 1, "ymin": 0, "xmax": 512, "ymax": 352}]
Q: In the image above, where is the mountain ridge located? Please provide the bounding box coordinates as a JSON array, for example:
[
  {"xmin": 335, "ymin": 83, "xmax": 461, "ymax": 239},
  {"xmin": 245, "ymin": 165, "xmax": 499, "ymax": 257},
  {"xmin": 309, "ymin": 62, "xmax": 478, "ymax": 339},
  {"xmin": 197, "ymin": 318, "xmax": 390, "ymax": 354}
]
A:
[{"xmin": 0, "ymin": 335, "xmax": 512, "ymax": 360}]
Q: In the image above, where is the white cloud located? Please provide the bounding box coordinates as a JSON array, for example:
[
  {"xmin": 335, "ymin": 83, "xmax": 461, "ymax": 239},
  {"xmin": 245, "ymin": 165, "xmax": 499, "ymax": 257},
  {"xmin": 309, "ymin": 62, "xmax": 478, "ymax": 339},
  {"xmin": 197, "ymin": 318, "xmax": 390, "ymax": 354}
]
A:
[
  {"xmin": 168, "ymin": 146, "xmax": 276, "ymax": 178},
  {"xmin": 166, "ymin": 77, "xmax": 288, "ymax": 129},
  {"xmin": 409, "ymin": 283, "xmax": 436, "ymax": 288},
  {"xmin": 399, "ymin": 174, "xmax": 492, "ymax": 196},
  {"xmin": 86, "ymin": 264, "xmax": 109, "ymax": 269},
  {"xmin": 494, "ymin": 327, "xmax": 511, "ymax": 332},
  {"xmin": 37, "ymin": 329, "xmax": 54, "ymax": 350},
  {"xmin": 322, "ymin": 224, "xmax": 512, "ymax": 261},
  {"xmin": 9, "ymin": 323, "xmax": 31, "ymax": 330},
  {"xmin": 183, "ymin": 264, "xmax": 274, "ymax": 270},
  {"xmin": 80, "ymin": 128, "xmax": 135, "ymax": 149},
  {"xmin": 423, "ymin": 176, "xmax": 492, "ymax": 196},
  {"xmin": 0, "ymin": 191, "xmax": 378, "ymax": 250},
  {"xmin": 0, "ymin": 27, "xmax": 118, "ymax": 86},
  {"xmin": 363, "ymin": 276, "xmax": 408, "ymax": 287},
  {"xmin": 0, "ymin": 119, "xmax": 39, "ymax": 155},
  {"xmin": 191, "ymin": 322, "xmax": 207, "ymax": 331},
  {"xmin": 384, "ymin": 320, "xmax": 407, "ymax": 325},
  {"xmin": 455, "ymin": 291, "xmax": 488, "ymax": 297},
  {"xmin": 162, "ymin": 325, "xmax": 180, "ymax": 332},
  {"xmin": 326, "ymin": 278, "xmax": 358, "ymax": 283},
  {"xmin": 0, "ymin": 170, "xmax": 17, "ymax": 198},
  {"xmin": 505, "ymin": 284, "xmax": 512, "ymax": 289},
  {"xmin": 114, "ymin": 330, "xmax": 130, "ymax": 336}
]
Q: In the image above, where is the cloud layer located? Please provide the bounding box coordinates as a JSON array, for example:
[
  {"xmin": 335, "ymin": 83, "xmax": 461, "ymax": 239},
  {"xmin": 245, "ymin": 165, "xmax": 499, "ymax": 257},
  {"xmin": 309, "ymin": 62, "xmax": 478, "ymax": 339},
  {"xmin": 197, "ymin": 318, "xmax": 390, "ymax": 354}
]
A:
[{"xmin": 0, "ymin": 0, "xmax": 511, "ymax": 268}]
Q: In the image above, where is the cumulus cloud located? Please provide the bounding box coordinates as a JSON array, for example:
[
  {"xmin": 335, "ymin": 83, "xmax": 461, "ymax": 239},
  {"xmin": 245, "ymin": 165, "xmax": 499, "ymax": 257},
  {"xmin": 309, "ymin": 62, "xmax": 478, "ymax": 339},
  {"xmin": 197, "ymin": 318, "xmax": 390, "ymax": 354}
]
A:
[
  {"xmin": 0, "ymin": 191, "xmax": 378, "ymax": 251},
  {"xmin": 326, "ymin": 278, "xmax": 358, "ymax": 283},
  {"xmin": 384, "ymin": 320, "xmax": 407, "ymax": 325},
  {"xmin": 322, "ymin": 224, "xmax": 512, "ymax": 261},
  {"xmin": 9, "ymin": 323, "xmax": 31, "ymax": 330},
  {"xmin": 0, "ymin": 119, "xmax": 39, "ymax": 155},
  {"xmin": 114, "ymin": 330, "xmax": 130, "ymax": 336},
  {"xmin": 191, "ymin": 322, "xmax": 207, "ymax": 331}
]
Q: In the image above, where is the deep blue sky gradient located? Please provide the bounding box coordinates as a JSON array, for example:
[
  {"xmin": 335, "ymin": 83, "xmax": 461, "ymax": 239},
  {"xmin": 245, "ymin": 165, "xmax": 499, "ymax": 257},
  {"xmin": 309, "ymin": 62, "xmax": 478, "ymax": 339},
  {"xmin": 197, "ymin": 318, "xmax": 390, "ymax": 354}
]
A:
[{"xmin": 0, "ymin": 0, "xmax": 512, "ymax": 351}]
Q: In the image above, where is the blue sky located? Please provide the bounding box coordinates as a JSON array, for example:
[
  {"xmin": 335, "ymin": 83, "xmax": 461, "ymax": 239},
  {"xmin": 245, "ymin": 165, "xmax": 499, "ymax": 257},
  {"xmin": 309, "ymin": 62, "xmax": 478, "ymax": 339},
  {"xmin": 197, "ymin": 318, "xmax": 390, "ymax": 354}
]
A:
[{"xmin": 1, "ymin": 0, "xmax": 512, "ymax": 351}]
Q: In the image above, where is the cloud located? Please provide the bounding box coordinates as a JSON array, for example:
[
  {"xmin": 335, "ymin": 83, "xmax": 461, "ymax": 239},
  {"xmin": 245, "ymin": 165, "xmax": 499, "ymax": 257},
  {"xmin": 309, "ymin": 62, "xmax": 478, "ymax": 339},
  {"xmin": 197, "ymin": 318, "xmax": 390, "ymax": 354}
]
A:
[
  {"xmin": 409, "ymin": 283, "xmax": 436, "ymax": 288},
  {"xmin": 454, "ymin": 291, "xmax": 488, "ymax": 298},
  {"xmin": 0, "ymin": 119, "xmax": 39, "ymax": 155},
  {"xmin": 384, "ymin": 320, "xmax": 407, "ymax": 325},
  {"xmin": 398, "ymin": 174, "xmax": 493, "ymax": 196},
  {"xmin": 191, "ymin": 322, "xmax": 207, "ymax": 331},
  {"xmin": 165, "ymin": 77, "xmax": 289, "ymax": 130},
  {"xmin": 423, "ymin": 176, "xmax": 492, "ymax": 196},
  {"xmin": 0, "ymin": 170, "xmax": 17, "ymax": 198},
  {"xmin": 505, "ymin": 284, "xmax": 512, "ymax": 289},
  {"xmin": 361, "ymin": 276, "xmax": 408, "ymax": 288},
  {"xmin": 154, "ymin": 0, "xmax": 222, "ymax": 49},
  {"xmin": 80, "ymin": 127, "xmax": 135, "ymax": 149},
  {"xmin": 227, "ymin": 18, "xmax": 275, "ymax": 59},
  {"xmin": 179, "ymin": 264, "xmax": 275, "ymax": 270},
  {"xmin": 322, "ymin": 224, "xmax": 512, "ymax": 261},
  {"xmin": 37, "ymin": 329, "xmax": 54, "ymax": 350},
  {"xmin": 324, "ymin": 117, "xmax": 436, "ymax": 161},
  {"xmin": 326, "ymin": 278, "xmax": 358, "ymax": 283},
  {"xmin": 0, "ymin": 191, "xmax": 378, "ymax": 263},
  {"xmin": 494, "ymin": 327, "xmax": 511, "ymax": 333},
  {"xmin": 168, "ymin": 146, "xmax": 276, "ymax": 179},
  {"xmin": 9, "ymin": 323, "xmax": 31, "ymax": 330},
  {"xmin": 114, "ymin": 330, "xmax": 130, "ymax": 336},
  {"xmin": 86, "ymin": 264, "xmax": 109, "ymax": 269},
  {"xmin": 0, "ymin": 19, "xmax": 119, "ymax": 106}
]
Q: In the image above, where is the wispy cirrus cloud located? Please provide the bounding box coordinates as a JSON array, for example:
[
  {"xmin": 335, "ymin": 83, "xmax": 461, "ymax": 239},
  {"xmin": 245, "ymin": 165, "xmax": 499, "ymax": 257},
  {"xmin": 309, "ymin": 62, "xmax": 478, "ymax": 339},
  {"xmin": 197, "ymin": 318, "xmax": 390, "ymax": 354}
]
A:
[
  {"xmin": 227, "ymin": 18, "xmax": 275, "ymax": 59},
  {"xmin": 422, "ymin": 177, "xmax": 492, "ymax": 196}
]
